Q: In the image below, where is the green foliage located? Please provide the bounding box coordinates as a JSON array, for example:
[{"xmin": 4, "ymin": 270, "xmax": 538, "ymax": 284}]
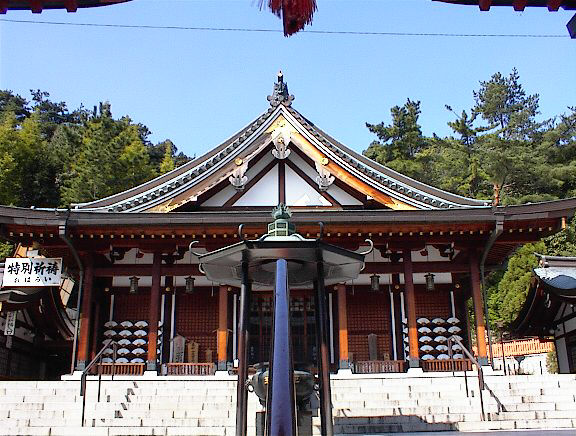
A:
[
  {"xmin": 363, "ymin": 70, "xmax": 575, "ymax": 207},
  {"xmin": 472, "ymin": 68, "xmax": 540, "ymax": 140},
  {"xmin": 544, "ymin": 214, "xmax": 576, "ymax": 257},
  {"xmin": 159, "ymin": 140, "xmax": 176, "ymax": 174},
  {"xmin": 0, "ymin": 241, "xmax": 14, "ymax": 261},
  {"xmin": 487, "ymin": 241, "xmax": 546, "ymax": 327},
  {"xmin": 365, "ymin": 99, "xmax": 432, "ymax": 181},
  {"xmin": 546, "ymin": 350, "xmax": 558, "ymax": 374},
  {"xmin": 0, "ymin": 90, "xmax": 190, "ymax": 208}
]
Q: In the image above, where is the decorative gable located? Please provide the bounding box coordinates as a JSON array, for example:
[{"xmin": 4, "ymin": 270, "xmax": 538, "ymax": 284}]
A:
[{"xmin": 72, "ymin": 74, "xmax": 488, "ymax": 213}]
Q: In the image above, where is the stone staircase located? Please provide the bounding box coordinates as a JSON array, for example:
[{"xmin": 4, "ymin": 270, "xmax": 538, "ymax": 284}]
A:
[
  {"xmin": 0, "ymin": 373, "xmax": 575, "ymax": 435},
  {"xmin": 330, "ymin": 372, "xmax": 576, "ymax": 434}
]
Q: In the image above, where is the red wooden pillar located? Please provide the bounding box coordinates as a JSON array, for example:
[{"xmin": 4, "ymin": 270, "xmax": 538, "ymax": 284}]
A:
[
  {"xmin": 469, "ymin": 250, "xmax": 488, "ymax": 365},
  {"xmin": 336, "ymin": 283, "xmax": 349, "ymax": 369},
  {"xmin": 76, "ymin": 254, "xmax": 94, "ymax": 371},
  {"xmin": 403, "ymin": 249, "xmax": 420, "ymax": 368},
  {"xmin": 217, "ymin": 285, "xmax": 229, "ymax": 370},
  {"xmin": 147, "ymin": 252, "xmax": 162, "ymax": 371},
  {"xmin": 90, "ymin": 300, "xmax": 101, "ymax": 361}
]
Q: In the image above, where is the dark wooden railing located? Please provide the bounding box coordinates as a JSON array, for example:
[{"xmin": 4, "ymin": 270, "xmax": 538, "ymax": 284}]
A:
[
  {"xmin": 421, "ymin": 359, "xmax": 473, "ymax": 372},
  {"xmin": 163, "ymin": 363, "xmax": 216, "ymax": 376},
  {"xmin": 448, "ymin": 335, "xmax": 486, "ymax": 421},
  {"xmin": 79, "ymin": 339, "xmax": 118, "ymax": 427},
  {"xmin": 353, "ymin": 360, "xmax": 407, "ymax": 374}
]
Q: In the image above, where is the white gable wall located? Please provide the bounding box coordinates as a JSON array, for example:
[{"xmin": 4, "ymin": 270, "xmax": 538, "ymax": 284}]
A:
[
  {"xmin": 285, "ymin": 165, "xmax": 330, "ymax": 206},
  {"xmin": 287, "ymin": 152, "xmax": 363, "ymax": 206},
  {"xmin": 234, "ymin": 165, "xmax": 279, "ymax": 206},
  {"xmin": 201, "ymin": 154, "xmax": 276, "ymax": 207}
]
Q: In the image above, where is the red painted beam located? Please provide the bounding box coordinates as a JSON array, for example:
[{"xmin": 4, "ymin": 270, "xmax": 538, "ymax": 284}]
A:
[
  {"xmin": 513, "ymin": 0, "xmax": 528, "ymax": 10},
  {"xmin": 30, "ymin": 0, "xmax": 43, "ymax": 13},
  {"xmin": 479, "ymin": 0, "xmax": 492, "ymax": 11},
  {"xmin": 64, "ymin": 0, "xmax": 77, "ymax": 12},
  {"xmin": 548, "ymin": 0, "xmax": 563, "ymax": 10},
  {"xmin": 0, "ymin": 1, "xmax": 7, "ymax": 14}
]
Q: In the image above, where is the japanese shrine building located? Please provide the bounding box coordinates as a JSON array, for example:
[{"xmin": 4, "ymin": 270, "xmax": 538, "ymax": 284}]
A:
[{"xmin": 1, "ymin": 74, "xmax": 576, "ymax": 378}]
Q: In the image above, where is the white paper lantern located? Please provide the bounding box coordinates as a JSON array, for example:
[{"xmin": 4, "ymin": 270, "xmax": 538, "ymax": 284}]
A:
[
  {"xmin": 116, "ymin": 357, "xmax": 129, "ymax": 363},
  {"xmin": 134, "ymin": 330, "xmax": 147, "ymax": 338},
  {"xmin": 132, "ymin": 348, "xmax": 146, "ymax": 355},
  {"xmin": 120, "ymin": 321, "xmax": 134, "ymax": 328},
  {"xmin": 421, "ymin": 354, "xmax": 435, "ymax": 360},
  {"xmin": 433, "ymin": 326, "xmax": 447, "ymax": 334},
  {"xmin": 135, "ymin": 321, "xmax": 148, "ymax": 328},
  {"xmin": 101, "ymin": 357, "xmax": 114, "ymax": 363},
  {"xmin": 447, "ymin": 317, "xmax": 460, "ymax": 325},
  {"xmin": 117, "ymin": 348, "xmax": 130, "ymax": 356},
  {"xmin": 118, "ymin": 330, "xmax": 133, "ymax": 338},
  {"xmin": 437, "ymin": 354, "xmax": 450, "ymax": 360},
  {"xmin": 133, "ymin": 338, "xmax": 146, "ymax": 346},
  {"xmin": 418, "ymin": 327, "xmax": 432, "ymax": 334},
  {"xmin": 104, "ymin": 321, "xmax": 118, "ymax": 328},
  {"xmin": 118, "ymin": 339, "xmax": 131, "ymax": 346},
  {"xmin": 417, "ymin": 317, "xmax": 430, "ymax": 325},
  {"xmin": 420, "ymin": 345, "xmax": 434, "ymax": 352},
  {"xmin": 435, "ymin": 344, "xmax": 448, "ymax": 352},
  {"xmin": 448, "ymin": 326, "xmax": 462, "ymax": 334},
  {"xmin": 434, "ymin": 336, "xmax": 448, "ymax": 343},
  {"xmin": 453, "ymin": 353, "xmax": 464, "ymax": 359},
  {"xmin": 419, "ymin": 336, "xmax": 433, "ymax": 343},
  {"xmin": 102, "ymin": 348, "xmax": 114, "ymax": 356},
  {"xmin": 130, "ymin": 358, "xmax": 145, "ymax": 363},
  {"xmin": 432, "ymin": 318, "xmax": 445, "ymax": 325},
  {"xmin": 104, "ymin": 330, "xmax": 117, "ymax": 338}
]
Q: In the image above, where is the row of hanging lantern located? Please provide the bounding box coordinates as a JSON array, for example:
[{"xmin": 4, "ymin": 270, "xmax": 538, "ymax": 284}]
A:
[
  {"xmin": 369, "ymin": 244, "xmax": 436, "ymax": 292},
  {"xmin": 127, "ymin": 275, "xmax": 196, "ymax": 294}
]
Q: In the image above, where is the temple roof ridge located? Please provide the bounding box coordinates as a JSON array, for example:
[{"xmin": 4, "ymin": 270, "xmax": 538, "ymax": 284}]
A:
[{"xmin": 72, "ymin": 76, "xmax": 492, "ymax": 213}]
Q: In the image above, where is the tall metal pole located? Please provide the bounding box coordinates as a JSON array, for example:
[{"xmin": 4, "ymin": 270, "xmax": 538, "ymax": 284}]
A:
[
  {"xmin": 235, "ymin": 260, "xmax": 252, "ymax": 436},
  {"xmin": 315, "ymin": 252, "xmax": 334, "ymax": 436},
  {"xmin": 266, "ymin": 259, "xmax": 296, "ymax": 436}
]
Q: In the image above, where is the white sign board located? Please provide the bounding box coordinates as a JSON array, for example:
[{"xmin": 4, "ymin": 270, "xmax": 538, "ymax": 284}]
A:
[
  {"xmin": 2, "ymin": 258, "xmax": 62, "ymax": 287},
  {"xmin": 172, "ymin": 335, "xmax": 186, "ymax": 363},
  {"xmin": 4, "ymin": 311, "xmax": 16, "ymax": 336}
]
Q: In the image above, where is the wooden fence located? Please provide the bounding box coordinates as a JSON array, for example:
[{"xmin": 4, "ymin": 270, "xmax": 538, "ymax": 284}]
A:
[
  {"xmin": 353, "ymin": 360, "xmax": 407, "ymax": 374},
  {"xmin": 490, "ymin": 338, "xmax": 554, "ymax": 358},
  {"xmin": 93, "ymin": 363, "xmax": 145, "ymax": 376},
  {"xmin": 421, "ymin": 359, "xmax": 473, "ymax": 372},
  {"xmin": 163, "ymin": 363, "xmax": 216, "ymax": 376}
]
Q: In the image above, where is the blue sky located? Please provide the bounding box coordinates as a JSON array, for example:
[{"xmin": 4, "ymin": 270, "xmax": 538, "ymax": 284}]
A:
[{"xmin": 0, "ymin": 0, "xmax": 574, "ymax": 158}]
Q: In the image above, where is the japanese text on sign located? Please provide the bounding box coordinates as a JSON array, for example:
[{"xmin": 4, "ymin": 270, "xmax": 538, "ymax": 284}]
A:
[
  {"xmin": 2, "ymin": 258, "xmax": 62, "ymax": 287},
  {"xmin": 4, "ymin": 311, "xmax": 16, "ymax": 336}
]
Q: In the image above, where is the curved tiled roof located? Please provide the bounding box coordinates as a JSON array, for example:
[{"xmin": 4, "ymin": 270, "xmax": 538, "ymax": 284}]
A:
[{"xmin": 74, "ymin": 77, "xmax": 491, "ymax": 213}]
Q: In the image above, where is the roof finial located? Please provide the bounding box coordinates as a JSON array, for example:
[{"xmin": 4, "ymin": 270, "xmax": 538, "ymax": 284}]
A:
[{"xmin": 267, "ymin": 71, "xmax": 294, "ymax": 107}]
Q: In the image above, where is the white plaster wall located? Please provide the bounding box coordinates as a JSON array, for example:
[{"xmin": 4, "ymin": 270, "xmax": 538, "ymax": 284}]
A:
[
  {"xmin": 234, "ymin": 165, "xmax": 279, "ymax": 206},
  {"xmin": 287, "ymin": 152, "xmax": 363, "ymax": 206},
  {"xmin": 285, "ymin": 166, "xmax": 330, "ymax": 206},
  {"xmin": 493, "ymin": 354, "xmax": 549, "ymax": 375}
]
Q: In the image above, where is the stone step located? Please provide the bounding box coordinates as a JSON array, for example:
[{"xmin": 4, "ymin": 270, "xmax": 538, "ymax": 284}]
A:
[
  {"xmin": 0, "ymin": 427, "xmax": 236, "ymax": 436},
  {"xmin": 456, "ymin": 418, "xmax": 576, "ymax": 431}
]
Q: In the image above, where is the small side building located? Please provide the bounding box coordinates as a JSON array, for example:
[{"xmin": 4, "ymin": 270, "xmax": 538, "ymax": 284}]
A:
[{"xmin": 511, "ymin": 254, "xmax": 576, "ymax": 373}]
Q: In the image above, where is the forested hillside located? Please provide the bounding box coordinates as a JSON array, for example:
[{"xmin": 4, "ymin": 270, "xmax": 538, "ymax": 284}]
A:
[
  {"xmin": 363, "ymin": 69, "xmax": 576, "ymax": 330},
  {"xmin": 0, "ymin": 90, "xmax": 190, "ymax": 208}
]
